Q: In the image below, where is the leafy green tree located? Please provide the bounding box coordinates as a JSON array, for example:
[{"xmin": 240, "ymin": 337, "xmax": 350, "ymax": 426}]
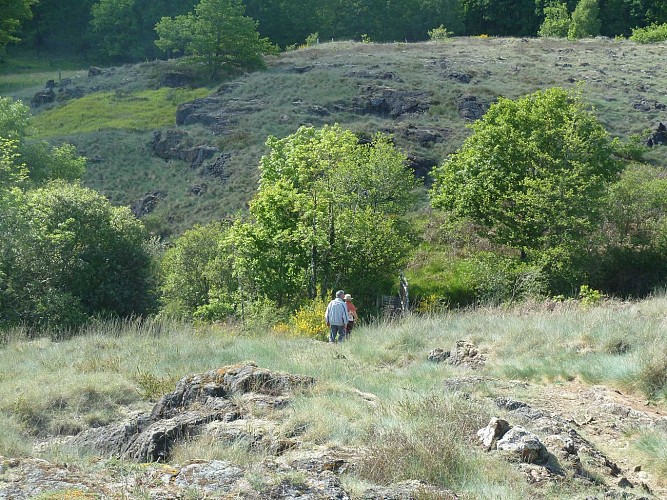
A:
[
  {"xmin": 90, "ymin": 0, "xmax": 196, "ymax": 61},
  {"xmin": 0, "ymin": 0, "xmax": 35, "ymax": 48},
  {"xmin": 568, "ymin": 0, "xmax": 601, "ymax": 38},
  {"xmin": 430, "ymin": 87, "xmax": 621, "ymax": 261},
  {"xmin": 1, "ymin": 182, "xmax": 155, "ymax": 329},
  {"xmin": 155, "ymin": 0, "xmax": 277, "ymax": 77},
  {"xmin": 0, "ymin": 98, "xmax": 84, "ymax": 186},
  {"xmin": 538, "ymin": 2, "xmax": 571, "ymax": 37},
  {"xmin": 0, "ymin": 98, "xmax": 154, "ymax": 330},
  {"xmin": 593, "ymin": 163, "xmax": 667, "ymax": 296},
  {"xmin": 0, "ymin": 96, "xmax": 32, "ymax": 140},
  {"xmin": 19, "ymin": 0, "xmax": 96, "ymax": 55},
  {"xmin": 460, "ymin": 0, "xmax": 539, "ymax": 35},
  {"xmin": 244, "ymin": 0, "xmax": 320, "ymax": 48},
  {"xmin": 245, "ymin": 124, "xmax": 418, "ymax": 309},
  {"xmin": 90, "ymin": 0, "xmax": 141, "ymax": 60},
  {"xmin": 159, "ymin": 221, "xmax": 233, "ymax": 318}
]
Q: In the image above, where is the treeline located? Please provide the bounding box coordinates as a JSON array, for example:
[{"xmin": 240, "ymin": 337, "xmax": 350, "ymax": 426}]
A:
[
  {"xmin": 6, "ymin": 0, "xmax": 667, "ymax": 61},
  {"xmin": 3, "ymin": 85, "xmax": 667, "ymax": 333}
]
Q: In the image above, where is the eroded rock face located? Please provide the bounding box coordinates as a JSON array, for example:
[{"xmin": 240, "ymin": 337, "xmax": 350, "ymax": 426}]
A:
[
  {"xmin": 8, "ymin": 363, "xmax": 461, "ymax": 499},
  {"xmin": 73, "ymin": 363, "xmax": 315, "ymax": 463},
  {"xmin": 457, "ymin": 95, "xmax": 488, "ymax": 121},
  {"xmin": 477, "ymin": 417, "xmax": 511, "ymax": 451},
  {"xmin": 646, "ymin": 122, "xmax": 667, "ymax": 147},
  {"xmin": 151, "ymin": 129, "xmax": 219, "ymax": 168},
  {"xmin": 352, "ymin": 85, "xmax": 431, "ymax": 118},
  {"xmin": 31, "ymin": 89, "xmax": 55, "ymax": 107},
  {"xmin": 130, "ymin": 190, "xmax": 166, "ymax": 217},
  {"xmin": 496, "ymin": 427, "xmax": 547, "ymax": 464},
  {"xmin": 447, "ymin": 340, "xmax": 486, "ymax": 368},
  {"xmin": 159, "ymin": 71, "xmax": 194, "ymax": 88}
]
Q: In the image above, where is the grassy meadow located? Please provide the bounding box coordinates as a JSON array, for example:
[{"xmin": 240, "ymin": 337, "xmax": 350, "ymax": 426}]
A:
[{"xmin": 2, "ymin": 295, "xmax": 667, "ymax": 497}]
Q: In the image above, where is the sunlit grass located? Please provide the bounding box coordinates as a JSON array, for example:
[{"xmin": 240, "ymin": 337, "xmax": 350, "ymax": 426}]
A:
[
  {"xmin": 2, "ymin": 297, "xmax": 667, "ymax": 495},
  {"xmin": 0, "ymin": 69, "xmax": 87, "ymax": 94},
  {"xmin": 31, "ymin": 87, "xmax": 212, "ymax": 137}
]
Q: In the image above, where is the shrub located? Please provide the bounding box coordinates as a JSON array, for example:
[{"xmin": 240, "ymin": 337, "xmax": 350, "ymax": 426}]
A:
[
  {"xmin": 305, "ymin": 32, "xmax": 319, "ymax": 47},
  {"xmin": 568, "ymin": 0, "xmax": 601, "ymax": 39},
  {"xmin": 578, "ymin": 285, "xmax": 605, "ymax": 307},
  {"xmin": 1, "ymin": 181, "xmax": 156, "ymax": 330},
  {"xmin": 629, "ymin": 22, "xmax": 667, "ymax": 43},
  {"xmin": 291, "ymin": 296, "xmax": 328, "ymax": 341},
  {"xmin": 467, "ymin": 253, "xmax": 547, "ymax": 305},
  {"xmin": 428, "ymin": 25, "xmax": 453, "ymax": 41}
]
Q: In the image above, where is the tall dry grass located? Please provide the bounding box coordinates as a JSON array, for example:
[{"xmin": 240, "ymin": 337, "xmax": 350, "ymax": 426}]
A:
[{"xmin": 1, "ymin": 295, "xmax": 667, "ymax": 496}]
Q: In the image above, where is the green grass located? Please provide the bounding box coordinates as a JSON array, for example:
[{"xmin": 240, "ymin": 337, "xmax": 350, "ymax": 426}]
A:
[
  {"xmin": 31, "ymin": 87, "xmax": 212, "ymax": 137},
  {"xmin": 0, "ymin": 50, "xmax": 88, "ymax": 94},
  {"xmin": 0, "ymin": 69, "xmax": 87, "ymax": 95},
  {"xmin": 2, "ymin": 297, "xmax": 667, "ymax": 496}
]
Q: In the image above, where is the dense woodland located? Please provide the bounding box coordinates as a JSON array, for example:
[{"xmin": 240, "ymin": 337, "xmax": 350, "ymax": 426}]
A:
[
  {"xmin": 3, "ymin": 0, "xmax": 667, "ymax": 60},
  {"xmin": 1, "ymin": 0, "xmax": 667, "ymax": 333}
]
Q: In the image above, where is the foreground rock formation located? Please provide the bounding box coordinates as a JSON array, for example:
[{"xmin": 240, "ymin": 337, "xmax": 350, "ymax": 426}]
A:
[{"xmin": 1, "ymin": 360, "xmax": 665, "ymax": 498}]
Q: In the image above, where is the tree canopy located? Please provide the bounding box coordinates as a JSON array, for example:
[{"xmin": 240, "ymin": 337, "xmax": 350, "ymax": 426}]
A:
[
  {"xmin": 155, "ymin": 0, "xmax": 277, "ymax": 76},
  {"xmin": 159, "ymin": 124, "xmax": 419, "ymax": 318},
  {"xmin": 10, "ymin": 0, "xmax": 667, "ymax": 59},
  {"xmin": 0, "ymin": 98, "xmax": 155, "ymax": 330},
  {"xmin": 0, "ymin": 0, "xmax": 35, "ymax": 48},
  {"xmin": 429, "ymin": 87, "xmax": 621, "ymax": 259}
]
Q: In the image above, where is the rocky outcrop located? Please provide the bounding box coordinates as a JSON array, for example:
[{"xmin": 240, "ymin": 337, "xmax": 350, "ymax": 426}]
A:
[
  {"xmin": 159, "ymin": 71, "xmax": 194, "ymax": 88},
  {"xmin": 203, "ymin": 153, "xmax": 231, "ymax": 180},
  {"xmin": 74, "ymin": 363, "xmax": 315, "ymax": 463},
  {"xmin": 6, "ymin": 363, "xmax": 461, "ymax": 499},
  {"xmin": 405, "ymin": 153, "xmax": 437, "ymax": 181},
  {"xmin": 353, "ymin": 85, "xmax": 431, "ymax": 118},
  {"xmin": 646, "ymin": 122, "xmax": 667, "ymax": 147},
  {"xmin": 130, "ymin": 190, "xmax": 166, "ymax": 217},
  {"xmin": 429, "ymin": 340, "xmax": 486, "ymax": 368},
  {"xmin": 30, "ymin": 89, "xmax": 55, "ymax": 107},
  {"xmin": 176, "ymin": 96, "xmax": 228, "ymax": 130},
  {"xmin": 150, "ymin": 129, "xmax": 219, "ymax": 167},
  {"xmin": 174, "ymin": 85, "xmax": 259, "ymax": 135},
  {"xmin": 457, "ymin": 95, "xmax": 488, "ymax": 121},
  {"xmin": 632, "ymin": 98, "xmax": 666, "ymax": 112},
  {"xmin": 345, "ymin": 70, "xmax": 403, "ymax": 82},
  {"xmin": 401, "ymin": 125, "xmax": 449, "ymax": 147}
]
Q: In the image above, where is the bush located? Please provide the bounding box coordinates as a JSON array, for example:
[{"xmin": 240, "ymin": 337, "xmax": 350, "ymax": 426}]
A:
[
  {"xmin": 629, "ymin": 22, "xmax": 667, "ymax": 43},
  {"xmin": 1, "ymin": 182, "xmax": 156, "ymax": 330},
  {"xmin": 428, "ymin": 25, "xmax": 453, "ymax": 41},
  {"xmin": 467, "ymin": 253, "xmax": 547, "ymax": 305},
  {"xmin": 291, "ymin": 296, "xmax": 328, "ymax": 341},
  {"xmin": 568, "ymin": 0, "xmax": 601, "ymax": 39},
  {"xmin": 305, "ymin": 32, "xmax": 319, "ymax": 47},
  {"xmin": 578, "ymin": 285, "xmax": 605, "ymax": 307}
]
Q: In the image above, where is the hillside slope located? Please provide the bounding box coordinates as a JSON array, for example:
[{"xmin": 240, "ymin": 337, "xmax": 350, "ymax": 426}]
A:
[{"xmin": 12, "ymin": 37, "xmax": 667, "ymax": 237}]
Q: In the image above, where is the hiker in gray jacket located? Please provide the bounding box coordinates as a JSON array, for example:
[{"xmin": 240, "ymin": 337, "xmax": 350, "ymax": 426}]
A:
[{"xmin": 325, "ymin": 290, "xmax": 350, "ymax": 343}]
